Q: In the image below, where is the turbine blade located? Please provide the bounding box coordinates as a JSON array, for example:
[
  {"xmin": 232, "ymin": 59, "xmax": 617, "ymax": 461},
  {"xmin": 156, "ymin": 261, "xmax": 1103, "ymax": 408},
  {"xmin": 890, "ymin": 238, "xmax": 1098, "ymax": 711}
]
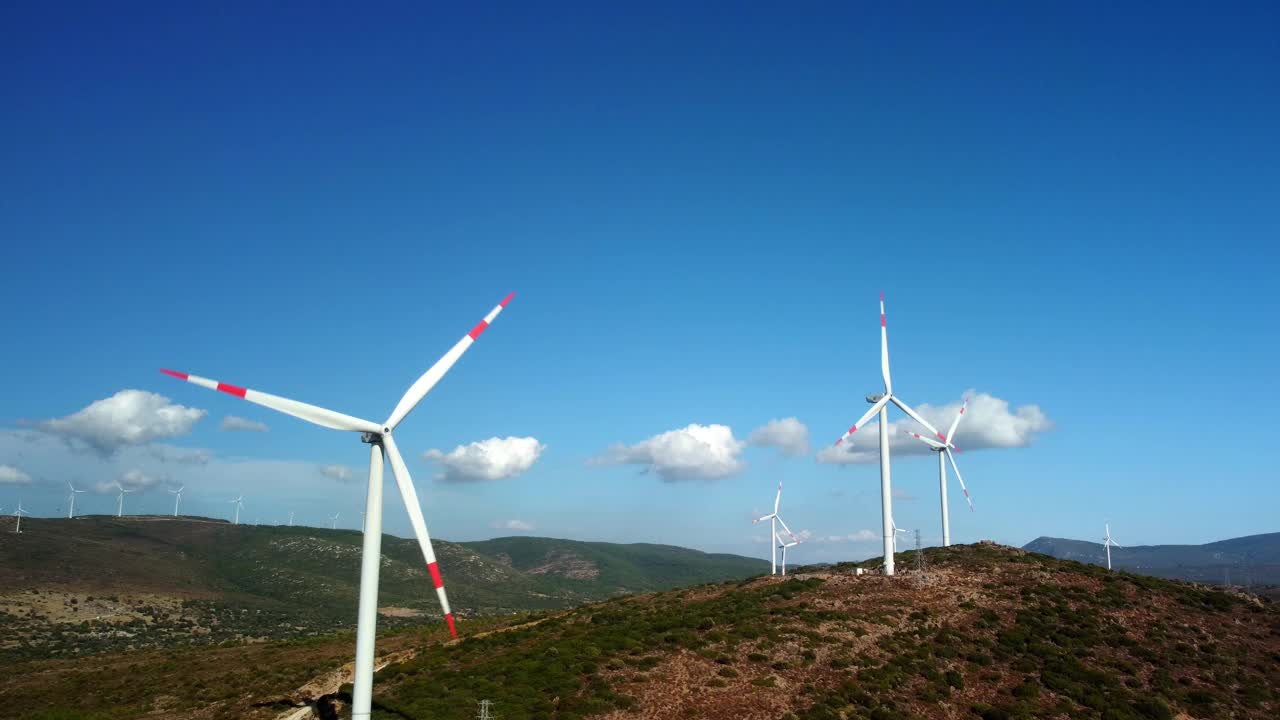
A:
[
  {"xmin": 903, "ymin": 429, "xmax": 945, "ymax": 449},
  {"xmin": 775, "ymin": 516, "xmax": 797, "ymax": 539},
  {"xmin": 890, "ymin": 396, "xmax": 946, "ymax": 442},
  {"xmin": 160, "ymin": 369, "xmax": 379, "ymax": 434},
  {"xmin": 384, "ymin": 293, "xmax": 515, "ymax": 432},
  {"xmin": 945, "ymin": 397, "xmax": 968, "ymax": 445},
  {"xmin": 880, "ymin": 292, "xmax": 892, "ymax": 395},
  {"xmin": 382, "ymin": 434, "xmax": 458, "ymax": 638},
  {"xmin": 753, "ymin": 513, "xmax": 777, "ymax": 524},
  {"xmin": 945, "ymin": 448, "xmax": 974, "ymax": 512},
  {"xmin": 834, "ymin": 395, "xmax": 891, "ymax": 445},
  {"xmin": 774, "ymin": 482, "xmax": 782, "ymax": 513}
]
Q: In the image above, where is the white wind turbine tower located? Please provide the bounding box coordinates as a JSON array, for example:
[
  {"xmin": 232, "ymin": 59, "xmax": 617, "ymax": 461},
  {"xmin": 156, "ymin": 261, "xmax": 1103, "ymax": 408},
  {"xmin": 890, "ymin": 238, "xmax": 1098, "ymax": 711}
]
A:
[
  {"xmin": 329, "ymin": 511, "xmax": 341, "ymax": 530},
  {"xmin": 67, "ymin": 481, "xmax": 87, "ymax": 519},
  {"xmin": 168, "ymin": 485, "xmax": 185, "ymax": 517},
  {"xmin": 831, "ymin": 293, "xmax": 952, "ymax": 576},
  {"xmin": 1103, "ymin": 522, "xmax": 1122, "ymax": 571},
  {"xmin": 161, "ymin": 292, "xmax": 514, "ymax": 720},
  {"xmin": 12, "ymin": 500, "xmax": 31, "ymax": 533},
  {"xmin": 114, "ymin": 481, "xmax": 133, "ymax": 517},
  {"xmin": 903, "ymin": 397, "xmax": 974, "ymax": 547},
  {"xmin": 288, "ymin": 510, "xmax": 295, "ymax": 527},
  {"xmin": 229, "ymin": 494, "xmax": 244, "ymax": 525}
]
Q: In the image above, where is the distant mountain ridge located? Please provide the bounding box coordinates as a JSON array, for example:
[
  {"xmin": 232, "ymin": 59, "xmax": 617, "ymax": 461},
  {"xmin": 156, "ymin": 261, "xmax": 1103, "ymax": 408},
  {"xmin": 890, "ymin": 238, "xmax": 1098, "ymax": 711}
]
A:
[
  {"xmin": 1023, "ymin": 531, "xmax": 1280, "ymax": 586},
  {"xmin": 0, "ymin": 515, "xmax": 766, "ymax": 660}
]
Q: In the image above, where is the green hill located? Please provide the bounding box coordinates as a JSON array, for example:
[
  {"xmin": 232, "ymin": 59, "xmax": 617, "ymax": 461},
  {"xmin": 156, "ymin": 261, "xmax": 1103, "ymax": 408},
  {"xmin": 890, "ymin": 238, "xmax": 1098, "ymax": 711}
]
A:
[
  {"xmin": 3, "ymin": 542, "xmax": 1275, "ymax": 720},
  {"xmin": 0, "ymin": 515, "xmax": 766, "ymax": 660}
]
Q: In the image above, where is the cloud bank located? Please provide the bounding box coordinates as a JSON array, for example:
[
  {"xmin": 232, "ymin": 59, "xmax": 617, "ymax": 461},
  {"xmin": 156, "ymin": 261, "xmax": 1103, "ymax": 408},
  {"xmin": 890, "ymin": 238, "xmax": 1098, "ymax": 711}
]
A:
[
  {"xmin": 423, "ymin": 437, "xmax": 545, "ymax": 483},
  {"xmin": 491, "ymin": 519, "xmax": 535, "ymax": 531},
  {"xmin": 593, "ymin": 424, "xmax": 745, "ymax": 481},
  {"xmin": 817, "ymin": 391, "xmax": 1051, "ymax": 465},
  {"xmin": 747, "ymin": 417, "xmax": 810, "ymax": 457},
  {"xmin": 0, "ymin": 465, "xmax": 32, "ymax": 485},
  {"xmin": 319, "ymin": 464, "xmax": 358, "ymax": 483},
  {"xmin": 95, "ymin": 469, "xmax": 166, "ymax": 494},
  {"xmin": 40, "ymin": 390, "xmax": 206, "ymax": 454},
  {"xmin": 221, "ymin": 416, "xmax": 269, "ymax": 433}
]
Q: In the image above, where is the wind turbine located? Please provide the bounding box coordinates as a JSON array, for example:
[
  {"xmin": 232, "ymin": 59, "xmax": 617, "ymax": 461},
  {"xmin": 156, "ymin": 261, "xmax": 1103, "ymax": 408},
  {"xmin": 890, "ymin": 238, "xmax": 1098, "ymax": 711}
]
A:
[
  {"xmin": 890, "ymin": 518, "xmax": 910, "ymax": 554},
  {"xmin": 778, "ymin": 534, "xmax": 802, "ymax": 576},
  {"xmin": 66, "ymin": 481, "xmax": 87, "ymax": 519},
  {"xmin": 831, "ymin": 293, "xmax": 950, "ymax": 576},
  {"xmin": 160, "ymin": 292, "xmax": 514, "ymax": 720},
  {"xmin": 753, "ymin": 482, "xmax": 785, "ymax": 575},
  {"xmin": 903, "ymin": 397, "xmax": 974, "ymax": 547},
  {"xmin": 229, "ymin": 494, "xmax": 244, "ymax": 525},
  {"xmin": 12, "ymin": 500, "xmax": 31, "ymax": 533},
  {"xmin": 168, "ymin": 485, "xmax": 185, "ymax": 517},
  {"xmin": 288, "ymin": 510, "xmax": 295, "ymax": 527},
  {"xmin": 1103, "ymin": 522, "xmax": 1122, "ymax": 571},
  {"xmin": 360, "ymin": 510, "xmax": 366, "ymax": 532},
  {"xmin": 329, "ymin": 511, "xmax": 341, "ymax": 530},
  {"xmin": 114, "ymin": 481, "xmax": 133, "ymax": 517}
]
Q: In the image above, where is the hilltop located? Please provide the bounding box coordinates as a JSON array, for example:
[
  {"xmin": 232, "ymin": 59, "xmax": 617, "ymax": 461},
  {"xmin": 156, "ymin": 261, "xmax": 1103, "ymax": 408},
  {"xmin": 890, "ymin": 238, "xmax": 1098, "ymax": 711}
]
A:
[
  {"xmin": 1024, "ymin": 532, "xmax": 1280, "ymax": 588},
  {"xmin": 0, "ymin": 515, "xmax": 765, "ymax": 660},
  {"xmin": 2, "ymin": 543, "xmax": 1276, "ymax": 720}
]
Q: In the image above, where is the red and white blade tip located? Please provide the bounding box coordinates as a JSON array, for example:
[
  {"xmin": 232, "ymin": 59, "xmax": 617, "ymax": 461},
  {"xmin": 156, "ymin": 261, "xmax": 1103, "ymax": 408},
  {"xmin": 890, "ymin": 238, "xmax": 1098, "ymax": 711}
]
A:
[
  {"xmin": 160, "ymin": 368, "xmax": 248, "ymax": 399},
  {"xmin": 467, "ymin": 292, "xmax": 516, "ymax": 341}
]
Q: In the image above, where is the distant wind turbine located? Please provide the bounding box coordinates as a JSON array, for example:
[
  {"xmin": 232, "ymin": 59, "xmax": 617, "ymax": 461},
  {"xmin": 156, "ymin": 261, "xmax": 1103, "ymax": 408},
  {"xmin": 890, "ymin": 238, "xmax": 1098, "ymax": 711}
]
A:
[
  {"xmin": 66, "ymin": 481, "xmax": 87, "ymax": 519},
  {"xmin": 288, "ymin": 510, "xmax": 295, "ymax": 527},
  {"xmin": 228, "ymin": 494, "xmax": 244, "ymax": 525},
  {"xmin": 903, "ymin": 396, "xmax": 975, "ymax": 547},
  {"xmin": 114, "ymin": 481, "xmax": 133, "ymax": 517},
  {"xmin": 891, "ymin": 518, "xmax": 911, "ymax": 555},
  {"xmin": 168, "ymin": 485, "xmax": 185, "ymax": 517},
  {"xmin": 13, "ymin": 500, "xmax": 31, "ymax": 533},
  {"xmin": 778, "ymin": 534, "xmax": 802, "ymax": 576},
  {"xmin": 753, "ymin": 482, "xmax": 800, "ymax": 575},
  {"xmin": 1103, "ymin": 522, "xmax": 1122, "ymax": 571},
  {"xmin": 329, "ymin": 511, "xmax": 341, "ymax": 530}
]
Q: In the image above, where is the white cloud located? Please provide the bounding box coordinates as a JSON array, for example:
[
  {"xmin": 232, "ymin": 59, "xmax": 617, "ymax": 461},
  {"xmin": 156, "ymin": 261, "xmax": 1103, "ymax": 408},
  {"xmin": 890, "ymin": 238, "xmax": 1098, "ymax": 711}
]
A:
[
  {"xmin": 95, "ymin": 469, "xmax": 165, "ymax": 494},
  {"xmin": 592, "ymin": 424, "xmax": 745, "ymax": 481},
  {"xmin": 40, "ymin": 390, "xmax": 206, "ymax": 454},
  {"xmin": 747, "ymin": 417, "xmax": 810, "ymax": 457},
  {"xmin": 817, "ymin": 391, "xmax": 1052, "ymax": 465},
  {"xmin": 764, "ymin": 528, "xmax": 879, "ymax": 545},
  {"xmin": 220, "ymin": 415, "xmax": 269, "ymax": 433},
  {"xmin": 149, "ymin": 444, "xmax": 212, "ymax": 465},
  {"xmin": 827, "ymin": 529, "xmax": 879, "ymax": 543},
  {"xmin": 423, "ymin": 436, "xmax": 545, "ymax": 483},
  {"xmin": 319, "ymin": 464, "xmax": 358, "ymax": 484},
  {"xmin": 0, "ymin": 465, "xmax": 32, "ymax": 485},
  {"xmin": 491, "ymin": 519, "xmax": 535, "ymax": 531}
]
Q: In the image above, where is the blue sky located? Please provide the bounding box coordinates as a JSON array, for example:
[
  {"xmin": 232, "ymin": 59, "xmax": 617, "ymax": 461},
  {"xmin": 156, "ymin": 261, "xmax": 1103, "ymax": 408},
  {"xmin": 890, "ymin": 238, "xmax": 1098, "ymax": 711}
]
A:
[{"xmin": 2, "ymin": 2, "xmax": 1277, "ymax": 563}]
